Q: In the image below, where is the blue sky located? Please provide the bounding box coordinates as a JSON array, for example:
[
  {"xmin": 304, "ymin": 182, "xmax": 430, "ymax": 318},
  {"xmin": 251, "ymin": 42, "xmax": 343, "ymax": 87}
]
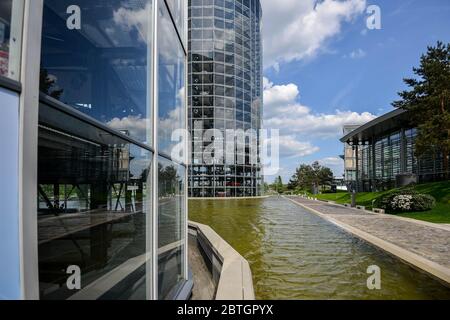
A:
[{"xmin": 261, "ymin": 0, "xmax": 450, "ymax": 183}]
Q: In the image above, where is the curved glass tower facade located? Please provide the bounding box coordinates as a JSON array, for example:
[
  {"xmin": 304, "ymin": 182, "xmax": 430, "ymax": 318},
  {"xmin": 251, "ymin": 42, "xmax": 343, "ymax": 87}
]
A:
[{"xmin": 188, "ymin": 0, "xmax": 263, "ymax": 197}]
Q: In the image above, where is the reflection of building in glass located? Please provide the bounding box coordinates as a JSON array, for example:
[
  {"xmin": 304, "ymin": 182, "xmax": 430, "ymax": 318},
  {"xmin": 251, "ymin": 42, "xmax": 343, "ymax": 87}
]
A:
[
  {"xmin": 0, "ymin": 0, "xmax": 190, "ymax": 300},
  {"xmin": 341, "ymin": 109, "xmax": 449, "ymax": 192},
  {"xmin": 188, "ymin": 0, "xmax": 263, "ymax": 197}
]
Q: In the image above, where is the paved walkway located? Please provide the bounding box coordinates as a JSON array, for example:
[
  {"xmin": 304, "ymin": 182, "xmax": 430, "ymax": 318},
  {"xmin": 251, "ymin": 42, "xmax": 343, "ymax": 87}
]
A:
[{"xmin": 285, "ymin": 196, "xmax": 450, "ymax": 285}]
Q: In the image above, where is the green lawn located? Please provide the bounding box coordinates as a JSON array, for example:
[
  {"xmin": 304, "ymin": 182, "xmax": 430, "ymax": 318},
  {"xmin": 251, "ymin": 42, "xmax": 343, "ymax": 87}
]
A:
[{"xmin": 313, "ymin": 181, "xmax": 450, "ymax": 224}]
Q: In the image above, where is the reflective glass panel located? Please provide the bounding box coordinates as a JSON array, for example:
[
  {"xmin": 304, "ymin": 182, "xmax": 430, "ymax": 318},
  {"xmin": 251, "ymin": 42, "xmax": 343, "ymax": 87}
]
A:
[
  {"xmin": 165, "ymin": 0, "xmax": 186, "ymax": 46},
  {"xmin": 40, "ymin": 0, "xmax": 153, "ymax": 144},
  {"xmin": 157, "ymin": 1, "xmax": 186, "ymax": 157},
  {"xmin": 158, "ymin": 156, "xmax": 186, "ymax": 299},
  {"xmin": 158, "ymin": 157, "xmax": 185, "ymax": 248},
  {"xmin": 38, "ymin": 103, "xmax": 152, "ymax": 300}
]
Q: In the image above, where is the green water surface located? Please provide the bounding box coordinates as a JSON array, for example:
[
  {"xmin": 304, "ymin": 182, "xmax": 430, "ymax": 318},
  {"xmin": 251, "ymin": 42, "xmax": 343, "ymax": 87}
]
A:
[{"xmin": 189, "ymin": 197, "xmax": 450, "ymax": 300}]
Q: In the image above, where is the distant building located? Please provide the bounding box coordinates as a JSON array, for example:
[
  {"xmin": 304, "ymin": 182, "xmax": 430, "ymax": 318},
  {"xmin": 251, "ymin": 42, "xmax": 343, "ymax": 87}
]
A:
[
  {"xmin": 332, "ymin": 176, "xmax": 347, "ymax": 191},
  {"xmin": 341, "ymin": 109, "xmax": 449, "ymax": 192}
]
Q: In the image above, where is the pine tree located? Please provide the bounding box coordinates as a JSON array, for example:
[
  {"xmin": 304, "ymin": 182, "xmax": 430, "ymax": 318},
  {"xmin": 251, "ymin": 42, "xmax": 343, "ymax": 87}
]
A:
[{"xmin": 393, "ymin": 41, "xmax": 450, "ymax": 177}]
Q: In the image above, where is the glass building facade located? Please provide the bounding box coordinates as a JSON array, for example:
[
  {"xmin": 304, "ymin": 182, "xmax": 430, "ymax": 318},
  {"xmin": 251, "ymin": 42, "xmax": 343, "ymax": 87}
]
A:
[
  {"xmin": 0, "ymin": 0, "xmax": 190, "ymax": 300},
  {"xmin": 342, "ymin": 125, "xmax": 360, "ymax": 182},
  {"xmin": 342, "ymin": 110, "xmax": 448, "ymax": 192},
  {"xmin": 187, "ymin": 0, "xmax": 263, "ymax": 198}
]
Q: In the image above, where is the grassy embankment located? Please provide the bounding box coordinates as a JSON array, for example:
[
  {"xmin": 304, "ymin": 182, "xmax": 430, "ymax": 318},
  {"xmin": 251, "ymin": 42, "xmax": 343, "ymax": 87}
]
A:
[{"xmin": 313, "ymin": 181, "xmax": 450, "ymax": 224}]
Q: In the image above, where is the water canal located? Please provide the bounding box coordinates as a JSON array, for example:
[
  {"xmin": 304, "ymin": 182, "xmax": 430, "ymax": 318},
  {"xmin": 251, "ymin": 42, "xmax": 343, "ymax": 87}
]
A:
[{"xmin": 189, "ymin": 197, "xmax": 450, "ymax": 299}]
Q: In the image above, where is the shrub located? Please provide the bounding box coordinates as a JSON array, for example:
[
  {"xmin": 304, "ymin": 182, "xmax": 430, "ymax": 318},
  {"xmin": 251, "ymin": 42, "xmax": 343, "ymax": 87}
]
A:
[
  {"xmin": 412, "ymin": 194, "xmax": 436, "ymax": 211},
  {"xmin": 373, "ymin": 189, "xmax": 436, "ymax": 213}
]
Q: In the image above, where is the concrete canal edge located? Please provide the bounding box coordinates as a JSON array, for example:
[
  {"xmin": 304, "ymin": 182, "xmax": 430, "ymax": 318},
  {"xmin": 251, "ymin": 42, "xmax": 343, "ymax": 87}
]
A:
[
  {"xmin": 283, "ymin": 196, "xmax": 450, "ymax": 287},
  {"xmin": 188, "ymin": 221, "xmax": 255, "ymax": 300}
]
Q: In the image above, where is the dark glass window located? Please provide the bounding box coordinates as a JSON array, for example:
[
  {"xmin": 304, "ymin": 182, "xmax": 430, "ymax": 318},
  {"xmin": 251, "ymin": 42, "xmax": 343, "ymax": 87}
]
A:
[
  {"xmin": 191, "ymin": 29, "xmax": 202, "ymax": 39},
  {"xmin": 203, "ymin": 8, "xmax": 213, "ymax": 17},
  {"xmin": 203, "ymin": 18, "xmax": 213, "ymax": 28},
  {"xmin": 38, "ymin": 103, "xmax": 152, "ymax": 300},
  {"xmin": 191, "ymin": 18, "xmax": 202, "ymax": 28},
  {"xmin": 40, "ymin": 0, "xmax": 153, "ymax": 144}
]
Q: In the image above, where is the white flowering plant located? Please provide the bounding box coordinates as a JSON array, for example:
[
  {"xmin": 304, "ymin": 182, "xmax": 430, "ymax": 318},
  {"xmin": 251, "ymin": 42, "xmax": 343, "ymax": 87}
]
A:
[
  {"xmin": 374, "ymin": 189, "xmax": 436, "ymax": 213},
  {"xmin": 391, "ymin": 195, "xmax": 413, "ymax": 211}
]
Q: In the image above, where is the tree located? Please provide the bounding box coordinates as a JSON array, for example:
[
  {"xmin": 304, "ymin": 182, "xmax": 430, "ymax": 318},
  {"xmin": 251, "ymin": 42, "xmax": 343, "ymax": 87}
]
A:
[
  {"xmin": 297, "ymin": 164, "xmax": 314, "ymax": 190},
  {"xmin": 287, "ymin": 177, "xmax": 297, "ymax": 191},
  {"xmin": 310, "ymin": 161, "xmax": 333, "ymax": 193},
  {"xmin": 393, "ymin": 41, "xmax": 450, "ymax": 177},
  {"xmin": 317, "ymin": 165, "xmax": 334, "ymax": 191},
  {"xmin": 262, "ymin": 182, "xmax": 270, "ymax": 194},
  {"xmin": 289, "ymin": 162, "xmax": 334, "ymax": 194},
  {"xmin": 287, "ymin": 164, "xmax": 309, "ymax": 191},
  {"xmin": 273, "ymin": 176, "xmax": 284, "ymax": 193}
]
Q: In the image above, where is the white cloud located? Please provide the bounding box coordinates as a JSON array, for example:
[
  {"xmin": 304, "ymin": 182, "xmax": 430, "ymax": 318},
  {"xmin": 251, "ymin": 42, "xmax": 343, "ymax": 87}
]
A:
[
  {"xmin": 320, "ymin": 157, "xmax": 344, "ymax": 167},
  {"xmin": 107, "ymin": 115, "xmax": 150, "ymax": 142},
  {"xmin": 348, "ymin": 48, "xmax": 366, "ymax": 59},
  {"xmin": 266, "ymin": 110, "xmax": 375, "ymax": 137},
  {"xmin": 266, "ymin": 135, "xmax": 320, "ymax": 158},
  {"xmin": 113, "ymin": 2, "xmax": 152, "ymax": 44},
  {"xmin": 263, "ymin": 77, "xmax": 310, "ymax": 119},
  {"xmin": 261, "ymin": 0, "xmax": 367, "ymax": 68},
  {"xmin": 263, "ymin": 78, "xmax": 376, "ymax": 162},
  {"xmin": 158, "ymin": 87, "xmax": 186, "ymax": 154},
  {"xmin": 263, "ymin": 78, "xmax": 375, "ymax": 138}
]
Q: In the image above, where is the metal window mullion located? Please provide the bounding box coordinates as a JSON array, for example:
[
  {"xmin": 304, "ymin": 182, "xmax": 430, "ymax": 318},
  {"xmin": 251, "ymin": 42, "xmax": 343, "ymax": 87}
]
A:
[
  {"xmin": 144, "ymin": 0, "xmax": 156, "ymax": 301},
  {"xmin": 18, "ymin": 0, "xmax": 44, "ymax": 300},
  {"xmin": 151, "ymin": 0, "xmax": 160, "ymax": 301},
  {"xmin": 183, "ymin": 0, "xmax": 189, "ymax": 283}
]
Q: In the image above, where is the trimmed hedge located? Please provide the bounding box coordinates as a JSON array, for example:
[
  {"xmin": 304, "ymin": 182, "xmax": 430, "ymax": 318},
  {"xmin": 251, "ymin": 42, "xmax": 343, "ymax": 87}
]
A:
[{"xmin": 373, "ymin": 189, "xmax": 436, "ymax": 213}]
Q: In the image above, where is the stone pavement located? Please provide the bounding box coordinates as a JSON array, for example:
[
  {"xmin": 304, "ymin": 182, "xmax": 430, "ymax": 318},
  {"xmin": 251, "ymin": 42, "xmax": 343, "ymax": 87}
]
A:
[{"xmin": 285, "ymin": 196, "xmax": 450, "ymax": 284}]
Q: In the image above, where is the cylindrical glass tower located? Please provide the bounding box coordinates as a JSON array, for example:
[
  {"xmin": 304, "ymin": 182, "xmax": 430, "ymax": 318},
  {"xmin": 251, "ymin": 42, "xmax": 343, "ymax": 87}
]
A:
[{"xmin": 188, "ymin": 0, "xmax": 263, "ymax": 197}]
